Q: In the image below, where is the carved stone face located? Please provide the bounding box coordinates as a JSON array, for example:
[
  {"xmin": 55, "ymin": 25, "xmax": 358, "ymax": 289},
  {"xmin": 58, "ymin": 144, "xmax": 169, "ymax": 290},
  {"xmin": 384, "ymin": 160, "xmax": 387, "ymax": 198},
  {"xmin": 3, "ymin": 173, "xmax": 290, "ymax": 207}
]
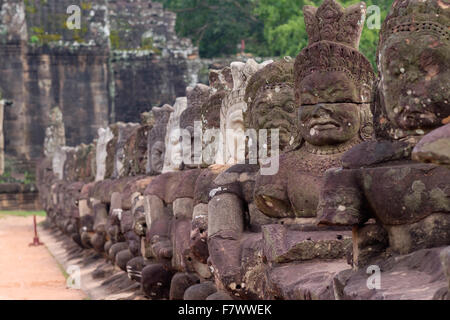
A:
[
  {"xmin": 299, "ymin": 71, "xmax": 361, "ymax": 105},
  {"xmin": 181, "ymin": 124, "xmax": 197, "ymax": 167},
  {"xmin": 298, "ymin": 71, "xmax": 362, "ymax": 146},
  {"xmin": 251, "ymin": 85, "xmax": 296, "ymax": 150},
  {"xmin": 163, "ymin": 98, "xmax": 187, "ymax": 173},
  {"xmin": 150, "ymin": 141, "xmax": 165, "ymax": 173},
  {"xmin": 379, "ymin": 33, "xmax": 450, "ymax": 133},
  {"xmin": 299, "ymin": 103, "xmax": 360, "ymax": 146},
  {"xmin": 220, "ymin": 60, "xmax": 274, "ymax": 165},
  {"xmin": 167, "ymin": 127, "xmax": 183, "ymax": 167},
  {"xmin": 225, "ymin": 107, "xmax": 246, "ymax": 163}
]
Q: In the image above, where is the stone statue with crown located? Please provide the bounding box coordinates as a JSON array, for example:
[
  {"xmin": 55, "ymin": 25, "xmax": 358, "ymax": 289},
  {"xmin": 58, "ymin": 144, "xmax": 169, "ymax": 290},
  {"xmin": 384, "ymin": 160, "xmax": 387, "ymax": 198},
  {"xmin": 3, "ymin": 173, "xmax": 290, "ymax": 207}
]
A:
[
  {"xmin": 203, "ymin": 8, "xmax": 376, "ymax": 292},
  {"xmin": 253, "ymin": 0, "xmax": 374, "ymax": 221},
  {"xmin": 316, "ymin": 0, "xmax": 449, "ymax": 299}
]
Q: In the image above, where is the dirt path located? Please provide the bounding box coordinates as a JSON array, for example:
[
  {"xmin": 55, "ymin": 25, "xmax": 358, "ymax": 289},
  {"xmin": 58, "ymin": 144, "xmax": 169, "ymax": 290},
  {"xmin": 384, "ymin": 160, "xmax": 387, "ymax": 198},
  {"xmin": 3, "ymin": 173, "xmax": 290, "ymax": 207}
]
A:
[{"xmin": 0, "ymin": 215, "xmax": 86, "ymax": 300}]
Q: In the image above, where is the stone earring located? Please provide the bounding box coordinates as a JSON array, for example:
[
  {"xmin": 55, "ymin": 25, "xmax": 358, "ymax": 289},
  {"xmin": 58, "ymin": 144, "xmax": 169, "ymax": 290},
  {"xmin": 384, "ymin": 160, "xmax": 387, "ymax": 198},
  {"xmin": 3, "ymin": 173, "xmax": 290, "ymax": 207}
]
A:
[{"xmin": 359, "ymin": 104, "xmax": 375, "ymax": 142}]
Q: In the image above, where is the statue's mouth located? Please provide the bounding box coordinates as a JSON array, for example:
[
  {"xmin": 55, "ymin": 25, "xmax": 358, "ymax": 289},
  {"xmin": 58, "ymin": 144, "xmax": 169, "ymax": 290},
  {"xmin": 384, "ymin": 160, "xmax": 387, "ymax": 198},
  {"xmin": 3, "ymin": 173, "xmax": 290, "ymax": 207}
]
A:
[
  {"xmin": 263, "ymin": 120, "xmax": 290, "ymax": 133},
  {"xmin": 310, "ymin": 120, "xmax": 340, "ymax": 131}
]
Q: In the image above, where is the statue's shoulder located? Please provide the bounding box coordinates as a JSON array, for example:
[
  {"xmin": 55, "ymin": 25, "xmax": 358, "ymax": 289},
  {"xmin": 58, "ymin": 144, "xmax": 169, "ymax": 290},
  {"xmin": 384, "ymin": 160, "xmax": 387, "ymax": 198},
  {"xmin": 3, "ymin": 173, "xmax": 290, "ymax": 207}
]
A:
[{"xmin": 342, "ymin": 140, "xmax": 413, "ymax": 169}]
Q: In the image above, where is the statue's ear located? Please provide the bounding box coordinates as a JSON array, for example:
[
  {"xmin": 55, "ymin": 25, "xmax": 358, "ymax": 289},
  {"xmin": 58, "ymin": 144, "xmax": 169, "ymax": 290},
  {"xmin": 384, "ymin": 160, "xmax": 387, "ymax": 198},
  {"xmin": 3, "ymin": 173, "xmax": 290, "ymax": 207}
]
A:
[{"xmin": 303, "ymin": 6, "xmax": 320, "ymax": 46}]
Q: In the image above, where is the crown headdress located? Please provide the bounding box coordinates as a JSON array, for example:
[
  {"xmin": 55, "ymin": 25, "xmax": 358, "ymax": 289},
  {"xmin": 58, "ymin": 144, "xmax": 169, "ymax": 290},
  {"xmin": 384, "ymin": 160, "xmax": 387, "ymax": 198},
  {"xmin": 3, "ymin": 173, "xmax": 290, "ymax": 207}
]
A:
[
  {"xmin": 304, "ymin": 0, "xmax": 367, "ymax": 48},
  {"xmin": 295, "ymin": 0, "xmax": 375, "ymax": 103},
  {"xmin": 379, "ymin": 0, "xmax": 450, "ymax": 49},
  {"xmin": 244, "ymin": 57, "xmax": 295, "ymax": 129}
]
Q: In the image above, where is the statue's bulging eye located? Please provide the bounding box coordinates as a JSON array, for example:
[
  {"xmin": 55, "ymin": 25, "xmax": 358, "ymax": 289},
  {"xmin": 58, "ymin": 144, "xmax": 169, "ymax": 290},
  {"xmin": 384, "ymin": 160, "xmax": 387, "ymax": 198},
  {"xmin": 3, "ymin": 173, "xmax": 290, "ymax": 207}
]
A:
[{"xmin": 284, "ymin": 101, "xmax": 295, "ymax": 113}]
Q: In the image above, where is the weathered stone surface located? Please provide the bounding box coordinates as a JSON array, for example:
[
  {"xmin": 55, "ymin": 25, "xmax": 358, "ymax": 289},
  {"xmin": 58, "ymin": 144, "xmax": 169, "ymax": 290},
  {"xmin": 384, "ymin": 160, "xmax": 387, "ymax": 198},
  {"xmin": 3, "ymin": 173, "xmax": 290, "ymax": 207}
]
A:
[
  {"xmin": 170, "ymin": 272, "xmax": 200, "ymax": 300},
  {"xmin": 244, "ymin": 57, "xmax": 297, "ymax": 151},
  {"xmin": 190, "ymin": 204, "xmax": 209, "ymax": 265},
  {"xmin": 254, "ymin": 5, "xmax": 375, "ymax": 219},
  {"xmin": 104, "ymin": 241, "xmax": 113, "ymax": 257},
  {"xmin": 206, "ymin": 291, "xmax": 234, "ymax": 300},
  {"xmin": 352, "ymin": 223, "xmax": 389, "ymax": 269},
  {"xmin": 171, "ymin": 216, "xmax": 192, "ymax": 271},
  {"xmin": 116, "ymin": 249, "xmax": 134, "ymax": 272},
  {"xmin": 319, "ymin": 162, "xmax": 450, "ymax": 256},
  {"xmin": 183, "ymin": 282, "xmax": 217, "ymax": 301},
  {"xmin": 220, "ymin": 59, "xmax": 272, "ymax": 165},
  {"xmin": 74, "ymin": 143, "xmax": 96, "ymax": 183},
  {"xmin": 126, "ymin": 256, "xmax": 146, "ymax": 282},
  {"xmin": 62, "ymin": 147, "xmax": 78, "ymax": 182},
  {"xmin": 173, "ymin": 170, "xmax": 202, "ymax": 201},
  {"xmin": 108, "ymin": 242, "xmax": 129, "ymax": 263},
  {"xmin": 208, "ymin": 193, "xmax": 244, "ymax": 238},
  {"xmin": 96, "ymin": 127, "xmax": 114, "ymax": 181},
  {"xmin": 34, "ymin": 0, "xmax": 450, "ymax": 302},
  {"xmin": 268, "ymin": 260, "xmax": 349, "ymax": 300},
  {"xmin": 113, "ymin": 122, "xmax": 140, "ymax": 179},
  {"xmin": 120, "ymin": 176, "xmax": 153, "ymax": 210},
  {"xmin": 146, "ymin": 105, "xmax": 173, "ymax": 176},
  {"xmin": 262, "ymin": 225, "xmax": 352, "ymax": 264},
  {"xmin": 1, "ymin": 0, "xmax": 202, "ymax": 164},
  {"xmin": 342, "ymin": 140, "xmax": 413, "ymax": 169},
  {"xmin": 335, "ymin": 247, "xmax": 448, "ymax": 300},
  {"xmin": 208, "ymin": 232, "xmax": 264, "ymax": 299},
  {"xmin": 144, "ymin": 171, "xmax": 184, "ymax": 204},
  {"xmin": 163, "ymin": 97, "xmax": 188, "ymax": 173},
  {"xmin": 318, "ymin": 0, "xmax": 450, "ymax": 260},
  {"xmin": 0, "ymin": 183, "xmax": 40, "ymax": 211},
  {"xmin": 43, "ymin": 107, "xmax": 65, "ymax": 158},
  {"xmin": 91, "ymin": 232, "xmax": 106, "ymax": 253},
  {"xmin": 413, "ymin": 124, "xmax": 450, "ymax": 165},
  {"xmin": 122, "ymin": 124, "xmax": 153, "ymax": 176},
  {"xmin": 141, "ymin": 263, "xmax": 174, "ymax": 300},
  {"xmin": 441, "ymin": 247, "xmax": 450, "ymax": 295},
  {"xmin": 374, "ymin": 0, "xmax": 450, "ymax": 142}
]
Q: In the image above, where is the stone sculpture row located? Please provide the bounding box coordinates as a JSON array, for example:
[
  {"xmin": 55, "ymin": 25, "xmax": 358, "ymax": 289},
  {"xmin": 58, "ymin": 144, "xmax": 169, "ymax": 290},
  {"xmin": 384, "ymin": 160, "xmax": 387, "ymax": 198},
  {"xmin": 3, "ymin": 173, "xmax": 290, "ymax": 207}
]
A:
[{"xmin": 36, "ymin": 0, "xmax": 450, "ymax": 300}]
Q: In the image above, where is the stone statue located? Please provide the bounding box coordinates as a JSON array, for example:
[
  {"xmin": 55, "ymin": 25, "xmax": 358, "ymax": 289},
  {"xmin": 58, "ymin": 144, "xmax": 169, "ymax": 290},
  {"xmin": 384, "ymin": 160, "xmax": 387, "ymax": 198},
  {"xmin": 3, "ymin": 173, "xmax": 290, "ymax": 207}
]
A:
[
  {"xmin": 167, "ymin": 81, "xmax": 232, "ymax": 299},
  {"xmin": 254, "ymin": 0, "xmax": 375, "ymax": 220},
  {"xmin": 52, "ymin": 146, "xmax": 70, "ymax": 181},
  {"xmin": 317, "ymin": 0, "xmax": 450, "ymax": 267},
  {"xmin": 120, "ymin": 106, "xmax": 175, "ymax": 279},
  {"xmin": 139, "ymin": 87, "xmax": 208, "ymax": 298},
  {"xmin": 75, "ymin": 143, "xmax": 96, "ymax": 183},
  {"xmin": 121, "ymin": 109, "xmax": 157, "ymax": 177},
  {"xmin": 206, "ymin": 58, "xmax": 304, "ymax": 299},
  {"xmin": 188, "ymin": 67, "xmax": 234, "ymax": 273},
  {"xmin": 44, "ymin": 106, "xmax": 66, "ymax": 158},
  {"xmin": 207, "ymin": 0, "xmax": 375, "ymax": 299},
  {"xmin": 113, "ymin": 122, "xmax": 140, "ymax": 179},
  {"xmin": 146, "ymin": 105, "xmax": 174, "ymax": 176},
  {"xmin": 413, "ymin": 123, "xmax": 450, "ymax": 166},
  {"xmin": 162, "ymin": 97, "xmax": 188, "ymax": 173},
  {"xmin": 218, "ymin": 59, "xmax": 273, "ymax": 165},
  {"xmin": 95, "ymin": 127, "xmax": 114, "ymax": 182}
]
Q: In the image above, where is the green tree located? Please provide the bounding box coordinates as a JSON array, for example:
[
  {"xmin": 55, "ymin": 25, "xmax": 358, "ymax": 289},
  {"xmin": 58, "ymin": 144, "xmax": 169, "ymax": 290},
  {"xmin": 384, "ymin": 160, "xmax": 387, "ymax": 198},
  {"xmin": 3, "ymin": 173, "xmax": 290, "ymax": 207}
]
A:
[
  {"xmin": 156, "ymin": 0, "xmax": 268, "ymax": 58},
  {"xmin": 157, "ymin": 0, "xmax": 395, "ymax": 67},
  {"xmin": 254, "ymin": 0, "xmax": 394, "ymax": 68}
]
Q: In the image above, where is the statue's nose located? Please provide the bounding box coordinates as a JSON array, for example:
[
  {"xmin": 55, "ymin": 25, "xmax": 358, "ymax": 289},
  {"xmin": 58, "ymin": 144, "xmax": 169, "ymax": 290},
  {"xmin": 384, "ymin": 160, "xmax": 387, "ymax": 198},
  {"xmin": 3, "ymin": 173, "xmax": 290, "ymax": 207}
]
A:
[{"xmin": 312, "ymin": 104, "xmax": 328, "ymax": 117}]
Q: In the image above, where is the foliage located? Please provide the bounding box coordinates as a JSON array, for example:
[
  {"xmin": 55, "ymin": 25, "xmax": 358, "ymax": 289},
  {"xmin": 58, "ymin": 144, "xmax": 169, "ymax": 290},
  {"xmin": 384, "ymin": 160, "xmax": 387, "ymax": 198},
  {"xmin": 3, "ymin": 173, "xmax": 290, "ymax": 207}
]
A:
[
  {"xmin": 0, "ymin": 211, "xmax": 46, "ymax": 217},
  {"xmin": 253, "ymin": 0, "xmax": 394, "ymax": 68},
  {"xmin": 156, "ymin": 0, "xmax": 394, "ymax": 67},
  {"xmin": 155, "ymin": 0, "xmax": 269, "ymax": 58},
  {"xmin": 0, "ymin": 157, "xmax": 35, "ymax": 185}
]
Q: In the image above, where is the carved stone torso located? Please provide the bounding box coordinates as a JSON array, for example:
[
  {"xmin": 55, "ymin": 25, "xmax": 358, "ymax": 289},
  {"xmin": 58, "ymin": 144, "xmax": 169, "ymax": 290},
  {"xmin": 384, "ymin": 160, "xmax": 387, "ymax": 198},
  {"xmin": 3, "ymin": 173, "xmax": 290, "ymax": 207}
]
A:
[
  {"xmin": 255, "ymin": 143, "xmax": 357, "ymax": 219},
  {"xmin": 318, "ymin": 0, "xmax": 450, "ymax": 261},
  {"xmin": 318, "ymin": 140, "xmax": 450, "ymax": 256}
]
